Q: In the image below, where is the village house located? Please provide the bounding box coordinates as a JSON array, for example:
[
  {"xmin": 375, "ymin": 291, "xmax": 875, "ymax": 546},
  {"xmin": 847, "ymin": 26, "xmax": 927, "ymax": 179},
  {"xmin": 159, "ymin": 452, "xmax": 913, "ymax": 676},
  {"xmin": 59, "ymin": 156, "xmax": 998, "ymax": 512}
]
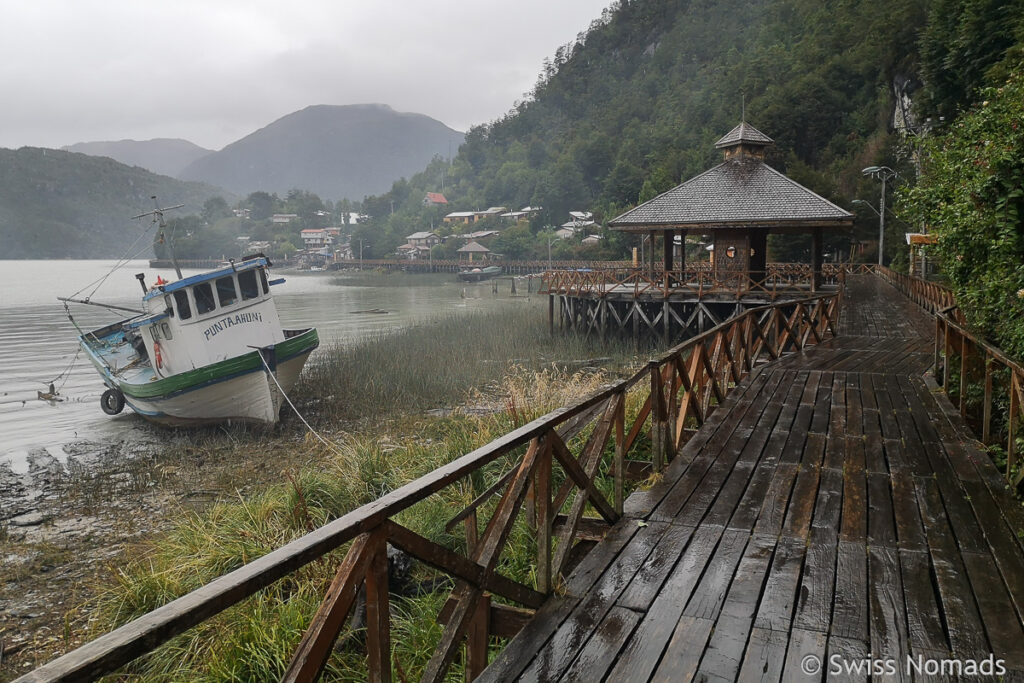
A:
[
  {"xmin": 444, "ymin": 211, "xmax": 478, "ymax": 225},
  {"xmin": 271, "ymin": 213, "xmax": 299, "ymax": 224},
  {"xmin": 423, "ymin": 192, "xmax": 448, "ymax": 207},
  {"xmin": 397, "ymin": 231, "xmax": 440, "ymax": 260},
  {"xmin": 300, "ymin": 228, "xmax": 334, "ymax": 250}
]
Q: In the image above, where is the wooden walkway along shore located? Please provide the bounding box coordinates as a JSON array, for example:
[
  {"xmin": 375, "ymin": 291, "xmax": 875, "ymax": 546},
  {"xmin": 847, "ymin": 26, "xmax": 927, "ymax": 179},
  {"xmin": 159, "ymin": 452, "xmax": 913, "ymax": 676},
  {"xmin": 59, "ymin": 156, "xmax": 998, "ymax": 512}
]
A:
[{"xmin": 480, "ymin": 274, "xmax": 1024, "ymax": 681}]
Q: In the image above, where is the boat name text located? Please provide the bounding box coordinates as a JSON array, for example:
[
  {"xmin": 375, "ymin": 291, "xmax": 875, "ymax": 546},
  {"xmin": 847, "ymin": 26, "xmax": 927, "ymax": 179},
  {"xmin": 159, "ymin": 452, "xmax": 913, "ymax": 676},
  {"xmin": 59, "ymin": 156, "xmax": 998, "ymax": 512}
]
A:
[{"xmin": 204, "ymin": 312, "xmax": 263, "ymax": 340}]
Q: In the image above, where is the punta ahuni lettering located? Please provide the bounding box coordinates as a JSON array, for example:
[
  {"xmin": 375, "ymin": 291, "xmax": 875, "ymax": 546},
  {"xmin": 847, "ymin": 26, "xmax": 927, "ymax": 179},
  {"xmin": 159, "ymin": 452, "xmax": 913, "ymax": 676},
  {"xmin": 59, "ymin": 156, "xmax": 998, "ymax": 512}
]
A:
[{"xmin": 203, "ymin": 311, "xmax": 263, "ymax": 340}]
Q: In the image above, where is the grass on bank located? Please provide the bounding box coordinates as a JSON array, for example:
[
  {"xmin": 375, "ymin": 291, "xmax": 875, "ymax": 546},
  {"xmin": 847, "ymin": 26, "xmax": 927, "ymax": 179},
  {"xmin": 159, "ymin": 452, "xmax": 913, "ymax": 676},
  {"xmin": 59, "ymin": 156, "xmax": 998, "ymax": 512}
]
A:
[{"xmin": 91, "ymin": 304, "xmax": 654, "ymax": 681}]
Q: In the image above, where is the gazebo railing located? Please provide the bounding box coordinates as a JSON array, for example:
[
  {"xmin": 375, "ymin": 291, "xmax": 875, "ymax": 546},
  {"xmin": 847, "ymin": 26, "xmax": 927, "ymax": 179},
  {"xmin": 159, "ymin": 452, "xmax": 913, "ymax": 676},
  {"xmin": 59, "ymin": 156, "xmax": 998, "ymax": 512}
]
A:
[{"xmin": 542, "ymin": 262, "xmax": 846, "ymax": 298}]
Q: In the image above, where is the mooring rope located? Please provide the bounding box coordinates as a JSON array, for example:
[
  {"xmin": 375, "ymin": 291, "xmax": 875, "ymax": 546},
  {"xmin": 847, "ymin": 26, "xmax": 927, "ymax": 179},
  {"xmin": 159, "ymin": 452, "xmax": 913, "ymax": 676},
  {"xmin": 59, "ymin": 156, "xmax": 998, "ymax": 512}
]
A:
[{"xmin": 255, "ymin": 350, "xmax": 349, "ymax": 458}]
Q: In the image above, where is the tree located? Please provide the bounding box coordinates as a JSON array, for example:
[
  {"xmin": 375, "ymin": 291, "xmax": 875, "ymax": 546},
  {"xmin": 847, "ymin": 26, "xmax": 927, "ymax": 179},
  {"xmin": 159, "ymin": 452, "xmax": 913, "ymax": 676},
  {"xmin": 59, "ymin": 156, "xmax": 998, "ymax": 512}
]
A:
[{"xmin": 900, "ymin": 66, "xmax": 1024, "ymax": 358}]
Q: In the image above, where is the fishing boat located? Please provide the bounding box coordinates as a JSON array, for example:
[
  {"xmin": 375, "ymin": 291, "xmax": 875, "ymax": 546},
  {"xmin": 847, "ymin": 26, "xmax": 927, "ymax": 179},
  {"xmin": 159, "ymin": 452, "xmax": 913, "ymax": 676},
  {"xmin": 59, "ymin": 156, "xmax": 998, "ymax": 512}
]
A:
[
  {"xmin": 456, "ymin": 265, "xmax": 502, "ymax": 282},
  {"xmin": 68, "ymin": 253, "xmax": 319, "ymax": 426}
]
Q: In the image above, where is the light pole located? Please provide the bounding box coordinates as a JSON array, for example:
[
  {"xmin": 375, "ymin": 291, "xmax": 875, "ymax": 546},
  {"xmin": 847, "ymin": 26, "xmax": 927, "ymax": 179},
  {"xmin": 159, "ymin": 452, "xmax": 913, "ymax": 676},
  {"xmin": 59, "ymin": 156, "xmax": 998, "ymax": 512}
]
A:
[{"xmin": 861, "ymin": 166, "xmax": 897, "ymax": 266}]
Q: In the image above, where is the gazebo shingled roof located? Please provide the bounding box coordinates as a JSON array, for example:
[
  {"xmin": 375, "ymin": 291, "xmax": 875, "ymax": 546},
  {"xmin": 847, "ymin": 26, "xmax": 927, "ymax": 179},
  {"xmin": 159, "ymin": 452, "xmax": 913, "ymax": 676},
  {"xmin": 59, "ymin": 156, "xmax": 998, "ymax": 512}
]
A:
[{"xmin": 609, "ymin": 122, "xmax": 853, "ymax": 232}]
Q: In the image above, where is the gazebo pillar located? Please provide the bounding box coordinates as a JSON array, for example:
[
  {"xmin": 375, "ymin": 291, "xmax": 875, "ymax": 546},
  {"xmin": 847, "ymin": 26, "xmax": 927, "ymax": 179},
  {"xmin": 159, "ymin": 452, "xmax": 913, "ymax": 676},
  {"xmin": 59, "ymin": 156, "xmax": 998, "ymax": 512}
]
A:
[
  {"xmin": 648, "ymin": 230, "xmax": 656, "ymax": 278},
  {"xmin": 811, "ymin": 227, "xmax": 823, "ymax": 292},
  {"xmin": 663, "ymin": 231, "xmax": 673, "ymax": 273},
  {"xmin": 677, "ymin": 230, "xmax": 685, "ymax": 273}
]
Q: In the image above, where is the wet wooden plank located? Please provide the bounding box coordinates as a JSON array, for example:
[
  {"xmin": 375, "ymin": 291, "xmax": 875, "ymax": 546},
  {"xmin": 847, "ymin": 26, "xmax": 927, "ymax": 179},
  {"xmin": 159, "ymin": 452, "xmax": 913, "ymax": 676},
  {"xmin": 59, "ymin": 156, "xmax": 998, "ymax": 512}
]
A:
[
  {"xmin": 840, "ymin": 442, "xmax": 867, "ymax": 543},
  {"xmin": 782, "ymin": 464, "xmax": 820, "ymax": 540},
  {"xmin": 825, "ymin": 636, "xmax": 868, "ymax": 682},
  {"xmin": 781, "ymin": 629, "xmax": 828, "ymax": 682},
  {"xmin": 752, "ymin": 463, "xmax": 799, "ymax": 536},
  {"xmin": 914, "ymin": 477, "xmax": 992, "ymax": 659},
  {"xmin": 695, "ymin": 535, "xmax": 777, "ymax": 681},
  {"xmin": 646, "ymin": 615, "xmax": 716, "ymax": 683},
  {"xmin": 753, "ymin": 537, "xmax": 806, "ymax": 632},
  {"xmin": 960, "ymin": 551, "xmax": 1024, "ymax": 669},
  {"xmin": 682, "ymin": 529, "xmax": 750, "ymax": 620},
  {"xmin": 868, "ymin": 546, "xmax": 911, "ymax": 682},
  {"xmin": 792, "ymin": 526, "xmax": 838, "ymax": 633},
  {"xmin": 518, "ymin": 520, "xmax": 673, "ymax": 679},
  {"xmin": 866, "ymin": 472, "xmax": 896, "ymax": 548},
  {"xmin": 555, "ymin": 606, "xmax": 640, "ymax": 682},
  {"xmin": 890, "ymin": 473, "xmax": 926, "ymax": 551},
  {"xmin": 616, "ymin": 523, "xmax": 696, "ymax": 612},
  {"xmin": 734, "ymin": 627, "xmax": 788, "ymax": 683},
  {"xmin": 960, "ymin": 479, "xmax": 1024, "ymax": 619},
  {"xmin": 604, "ymin": 524, "xmax": 724, "ymax": 681},
  {"xmin": 474, "ymin": 596, "xmax": 581, "ymax": 683},
  {"xmin": 898, "ymin": 549, "xmax": 947, "ymax": 654},
  {"xmin": 810, "ymin": 467, "xmax": 844, "ymax": 534},
  {"xmin": 831, "ymin": 541, "xmax": 868, "ymax": 640}
]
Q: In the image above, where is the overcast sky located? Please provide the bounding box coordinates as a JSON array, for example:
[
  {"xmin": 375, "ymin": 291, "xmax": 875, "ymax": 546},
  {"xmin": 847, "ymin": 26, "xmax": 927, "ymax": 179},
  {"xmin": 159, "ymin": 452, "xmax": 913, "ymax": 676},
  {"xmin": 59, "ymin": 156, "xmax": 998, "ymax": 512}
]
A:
[{"xmin": 0, "ymin": 0, "xmax": 612, "ymax": 151}]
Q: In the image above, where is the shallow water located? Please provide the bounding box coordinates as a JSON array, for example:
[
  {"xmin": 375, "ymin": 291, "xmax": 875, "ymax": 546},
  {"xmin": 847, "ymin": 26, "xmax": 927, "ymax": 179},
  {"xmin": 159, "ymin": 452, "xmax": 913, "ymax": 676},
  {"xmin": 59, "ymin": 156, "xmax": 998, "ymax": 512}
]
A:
[{"xmin": 0, "ymin": 260, "xmax": 533, "ymax": 472}]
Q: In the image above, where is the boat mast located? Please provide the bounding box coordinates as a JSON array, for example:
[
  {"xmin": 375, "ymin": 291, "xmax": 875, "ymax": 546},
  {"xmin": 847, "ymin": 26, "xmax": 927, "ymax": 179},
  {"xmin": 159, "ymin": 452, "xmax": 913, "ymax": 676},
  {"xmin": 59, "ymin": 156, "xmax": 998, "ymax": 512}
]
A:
[{"xmin": 134, "ymin": 196, "xmax": 185, "ymax": 279}]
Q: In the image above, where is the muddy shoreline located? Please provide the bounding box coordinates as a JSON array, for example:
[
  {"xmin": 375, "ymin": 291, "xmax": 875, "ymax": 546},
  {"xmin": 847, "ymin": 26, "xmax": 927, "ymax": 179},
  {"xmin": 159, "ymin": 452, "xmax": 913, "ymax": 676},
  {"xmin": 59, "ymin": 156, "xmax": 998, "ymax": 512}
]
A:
[{"xmin": 0, "ymin": 424, "xmax": 320, "ymax": 680}]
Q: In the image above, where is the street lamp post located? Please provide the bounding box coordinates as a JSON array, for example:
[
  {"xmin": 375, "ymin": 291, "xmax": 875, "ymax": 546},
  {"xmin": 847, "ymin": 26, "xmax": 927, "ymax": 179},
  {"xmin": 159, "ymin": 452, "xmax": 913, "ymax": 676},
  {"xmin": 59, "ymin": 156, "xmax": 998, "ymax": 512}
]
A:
[{"xmin": 861, "ymin": 166, "xmax": 897, "ymax": 266}]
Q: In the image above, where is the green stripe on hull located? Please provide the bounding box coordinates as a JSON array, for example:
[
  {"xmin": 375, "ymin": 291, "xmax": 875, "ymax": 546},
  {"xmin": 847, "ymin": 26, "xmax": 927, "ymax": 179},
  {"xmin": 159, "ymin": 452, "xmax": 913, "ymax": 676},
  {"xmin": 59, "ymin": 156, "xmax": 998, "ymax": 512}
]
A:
[{"xmin": 116, "ymin": 328, "xmax": 318, "ymax": 400}]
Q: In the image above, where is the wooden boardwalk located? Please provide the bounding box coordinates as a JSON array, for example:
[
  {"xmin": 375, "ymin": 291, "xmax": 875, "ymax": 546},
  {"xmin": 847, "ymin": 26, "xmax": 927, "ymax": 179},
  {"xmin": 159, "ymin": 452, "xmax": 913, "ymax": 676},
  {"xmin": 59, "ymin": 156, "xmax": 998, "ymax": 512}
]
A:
[{"xmin": 480, "ymin": 275, "xmax": 1024, "ymax": 681}]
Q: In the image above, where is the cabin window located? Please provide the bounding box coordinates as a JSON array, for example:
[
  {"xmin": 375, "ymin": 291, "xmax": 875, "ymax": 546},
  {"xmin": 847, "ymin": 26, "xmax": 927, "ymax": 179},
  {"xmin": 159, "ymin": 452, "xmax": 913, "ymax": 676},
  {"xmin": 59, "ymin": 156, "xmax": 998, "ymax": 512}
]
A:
[
  {"xmin": 173, "ymin": 290, "xmax": 192, "ymax": 320},
  {"xmin": 258, "ymin": 269, "xmax": 269, "ymax": 295},
  {"xmin": 216, "ymin": 276, "xmax": 238, "ymax": 307},
  {"xmin": 239, "ymin": 270, "xmax": 260, "ymax": 300},
  {"xmin": 160, "ymin": 322, "xmax": 173, "ymax": 340},
  {"xmin": 194, "ymin": 283, "xmax": 216, "ymax": 315}
]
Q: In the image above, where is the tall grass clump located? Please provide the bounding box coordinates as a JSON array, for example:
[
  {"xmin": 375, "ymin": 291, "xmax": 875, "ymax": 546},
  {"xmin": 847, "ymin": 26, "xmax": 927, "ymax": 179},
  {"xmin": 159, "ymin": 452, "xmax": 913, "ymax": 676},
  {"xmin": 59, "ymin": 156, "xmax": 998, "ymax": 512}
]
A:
[
  {"xmin": 96, "ymin": 365, "xmax": 627, "ymax": 681},
  {"xmin": 296, "ymin": 301, "xmax": 644, "ymax": 423}
]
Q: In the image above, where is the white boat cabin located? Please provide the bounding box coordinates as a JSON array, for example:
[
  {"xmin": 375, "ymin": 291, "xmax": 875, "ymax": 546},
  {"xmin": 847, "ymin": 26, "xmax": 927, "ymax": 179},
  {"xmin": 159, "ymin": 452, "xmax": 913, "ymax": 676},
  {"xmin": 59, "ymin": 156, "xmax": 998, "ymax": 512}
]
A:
[{"xmin": 132, "ymin": 258, "xmax": 285, "ymax": 378}]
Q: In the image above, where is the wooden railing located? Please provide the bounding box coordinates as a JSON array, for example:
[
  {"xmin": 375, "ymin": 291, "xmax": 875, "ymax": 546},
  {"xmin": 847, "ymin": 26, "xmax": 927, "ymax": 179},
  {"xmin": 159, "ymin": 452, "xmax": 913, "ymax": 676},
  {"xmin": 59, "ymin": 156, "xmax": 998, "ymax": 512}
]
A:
[
  {"xmin": 864, "ymin": 266, "xmax": 1022, "ymax": 486},
  {"xmin": 20, "ymin": 293, "xmax": 840, "ymax": 683},
  {"xmin": 870, "ymin": 265, "xmax": 956, "ymax": 313},
  {"xmin": 542, "ymin": 263, "xmax": 846, "ymax": 299},
  {"xmin": 934, "ymin": 307, "xmax": 1024, "ymax": 484}
]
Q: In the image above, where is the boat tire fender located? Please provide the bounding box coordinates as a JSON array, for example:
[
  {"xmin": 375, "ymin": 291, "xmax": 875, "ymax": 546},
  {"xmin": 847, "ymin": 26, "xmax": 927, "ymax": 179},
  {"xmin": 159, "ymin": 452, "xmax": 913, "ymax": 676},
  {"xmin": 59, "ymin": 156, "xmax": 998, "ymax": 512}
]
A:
[{"xmin": 101, "ymin": 388, "xmax": 126, "ymax": 415}]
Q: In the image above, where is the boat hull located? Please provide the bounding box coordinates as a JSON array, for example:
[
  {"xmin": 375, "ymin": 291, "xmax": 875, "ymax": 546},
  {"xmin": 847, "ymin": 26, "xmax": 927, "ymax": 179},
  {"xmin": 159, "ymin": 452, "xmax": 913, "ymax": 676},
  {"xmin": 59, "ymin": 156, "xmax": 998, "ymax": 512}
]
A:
[{"xmin": 83, "ymin": 327, "xmax": 319, "ymax": 426}]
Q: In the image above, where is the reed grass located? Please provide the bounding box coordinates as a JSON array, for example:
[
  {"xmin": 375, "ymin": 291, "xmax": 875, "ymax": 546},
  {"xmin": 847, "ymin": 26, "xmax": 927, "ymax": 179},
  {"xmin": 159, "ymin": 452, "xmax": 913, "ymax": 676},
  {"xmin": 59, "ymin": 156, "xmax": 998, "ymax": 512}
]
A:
[
  {"xmin": 295, "ymin": 300, "xmax": 645, "ymax": 424},
  {"xmin": 94, "ymin": 363, "xmax": 631, "ymax": 681}
]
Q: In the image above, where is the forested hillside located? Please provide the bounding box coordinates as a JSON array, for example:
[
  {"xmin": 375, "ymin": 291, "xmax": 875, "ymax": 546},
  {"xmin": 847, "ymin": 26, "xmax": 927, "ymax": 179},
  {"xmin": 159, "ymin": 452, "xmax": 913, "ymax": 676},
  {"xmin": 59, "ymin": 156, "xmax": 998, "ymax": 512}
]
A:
[
  {"xmin": 353, "ymin": 0, "xmax": 1023, "ymax": 263},
  {"xmin": 0, "ymin": 148, "xmax": 229, "ymax": 258},
  {"xmin": 63, "ymin": 138, "xmax": 212, "ymax": 178}
]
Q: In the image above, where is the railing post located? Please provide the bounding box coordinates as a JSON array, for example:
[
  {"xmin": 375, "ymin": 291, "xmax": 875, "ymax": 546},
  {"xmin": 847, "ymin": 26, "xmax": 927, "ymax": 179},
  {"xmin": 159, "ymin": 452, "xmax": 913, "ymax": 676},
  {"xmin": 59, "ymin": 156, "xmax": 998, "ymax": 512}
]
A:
[
  {"xmin": 536, "ymin": 437, "xmax": 552, "ymax": 594},
  {"xmin": 465, "ymin": 594, "xmax": 491, "ymax": 682},
  {"xmin": 943, "ymin": 323, "xmax": 953, "ymax": 392},
  {"xmin": 1009, "ymin": 373, "xmax": 1020, "ymax": 481},
  {"xmin": 365, "ymin": 532, "xmax": 392, "ymax": 683},
  {"xmin": 934, "ymin": 315, "xmax": 942, "ymax": 379},
  {"xmin": 960, "ymin": 336, "xmax": 970, "ymax": 417},
  {"xmin": 614, "ymin": 390, "xmax": 625, "ymax": 516},
  {"xmin": 650, "ymin": 361, "xmax": 665, "ymax": 472},
  {"xmin": 983, "ymin": 353, "xmax": 994, "ymax": 445}
]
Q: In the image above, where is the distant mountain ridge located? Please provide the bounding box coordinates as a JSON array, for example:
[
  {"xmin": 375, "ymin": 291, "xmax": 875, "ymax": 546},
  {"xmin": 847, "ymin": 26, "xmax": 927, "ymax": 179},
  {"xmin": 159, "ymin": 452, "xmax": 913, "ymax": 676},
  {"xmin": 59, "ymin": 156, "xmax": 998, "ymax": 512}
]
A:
[
  {"xmin": 63, "ymin": 138, "xmax": 212, "ymax": 178},
  {"xmin": 177, "ymin": 104, "xmax": 464, "ymax": 201},
  {"xmin": 0, "ymin": 147, "xmax": 230, "ymax": 258}
]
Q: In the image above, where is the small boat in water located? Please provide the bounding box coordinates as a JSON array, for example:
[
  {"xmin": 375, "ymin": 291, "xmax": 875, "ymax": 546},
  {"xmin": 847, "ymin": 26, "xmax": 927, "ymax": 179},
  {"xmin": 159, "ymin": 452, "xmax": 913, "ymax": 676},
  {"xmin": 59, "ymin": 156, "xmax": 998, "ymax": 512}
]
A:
[
  {"xmin": 69, "ymin": 254, "xmax": 319, "ymax": 426},
  {"xmin": 456, "ymin": 265, "xmax": 502, "ymax": 282}
]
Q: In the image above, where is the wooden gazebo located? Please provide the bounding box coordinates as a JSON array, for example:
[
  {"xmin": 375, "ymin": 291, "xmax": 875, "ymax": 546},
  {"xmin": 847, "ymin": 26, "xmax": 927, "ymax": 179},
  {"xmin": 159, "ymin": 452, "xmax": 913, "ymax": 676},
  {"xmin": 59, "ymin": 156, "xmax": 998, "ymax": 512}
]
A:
[{"xmin": 609, "ymin": 122, "xmax": 853, "ymax": 292}]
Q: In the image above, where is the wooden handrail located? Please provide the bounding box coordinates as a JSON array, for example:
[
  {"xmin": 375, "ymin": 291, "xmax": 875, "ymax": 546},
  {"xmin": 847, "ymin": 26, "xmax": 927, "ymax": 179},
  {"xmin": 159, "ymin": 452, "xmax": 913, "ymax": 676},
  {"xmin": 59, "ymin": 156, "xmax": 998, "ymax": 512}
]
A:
[
  {"xmin": 866, "ymin": 265, "xmax": 1023, "ymax": 486},
  {"xmin": 19, "ymin": 292, "xmax": 841, "ymax": 683}
]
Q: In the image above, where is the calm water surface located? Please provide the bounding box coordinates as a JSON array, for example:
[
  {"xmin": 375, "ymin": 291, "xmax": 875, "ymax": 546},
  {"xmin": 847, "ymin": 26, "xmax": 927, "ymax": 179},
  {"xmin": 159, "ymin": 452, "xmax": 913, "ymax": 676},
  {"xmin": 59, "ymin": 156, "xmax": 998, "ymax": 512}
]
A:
[{"xmin": 0, "ymin": 260, "xmax": 533, "ymax": 472}]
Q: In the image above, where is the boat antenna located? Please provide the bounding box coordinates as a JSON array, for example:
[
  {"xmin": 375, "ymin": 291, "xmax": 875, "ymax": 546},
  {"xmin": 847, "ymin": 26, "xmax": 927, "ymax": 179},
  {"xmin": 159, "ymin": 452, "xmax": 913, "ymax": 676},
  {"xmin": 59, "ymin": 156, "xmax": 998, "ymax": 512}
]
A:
[{"xmin": 133, "ymin": 196, "xmax": 185, "ymax": 279}]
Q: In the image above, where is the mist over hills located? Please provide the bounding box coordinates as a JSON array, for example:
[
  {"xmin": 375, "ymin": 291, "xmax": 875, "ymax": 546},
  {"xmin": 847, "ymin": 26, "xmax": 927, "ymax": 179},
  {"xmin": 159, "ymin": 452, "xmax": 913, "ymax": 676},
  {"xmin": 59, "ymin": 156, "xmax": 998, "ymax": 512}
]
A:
[
  {"xmin": 0, "ymin": 147, "xmax": 229, "ymax": 258},
  {"xmin": 63, "ymin": 138, "xmax": 212, "ymax": 178},
  {"xmin": 177, "ymin": 104, "xmax": 465, "ymax": 201}
]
